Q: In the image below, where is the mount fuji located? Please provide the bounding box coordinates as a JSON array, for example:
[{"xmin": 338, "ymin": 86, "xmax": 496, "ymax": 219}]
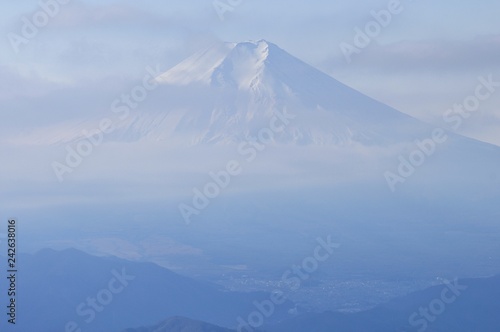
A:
[
  {"xmin": 24, "ymin": 40, "xmax": 455, "ymax": 146},
  {"xmin": 16, "ymin": 39, "xmax": 500, "ymax": 200},
  {"xmin": 148, "ymin": 39, "xmax": 426, "ymax": 145}
]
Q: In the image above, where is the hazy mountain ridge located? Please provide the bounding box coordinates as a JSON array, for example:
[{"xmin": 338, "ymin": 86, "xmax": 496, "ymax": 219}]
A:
[
  {"xmin": 6, "ymin": 248, "xmax": 293, "ymax": 332},
  {"xmin": 2, "ymin": 247, "xmax": 498, "ymax": 332}
]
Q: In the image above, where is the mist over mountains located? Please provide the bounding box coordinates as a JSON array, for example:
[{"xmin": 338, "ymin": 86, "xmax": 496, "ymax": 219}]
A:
[{"xmin": 1, "ymin": 40, "xmax": 499, "ymax": 332}]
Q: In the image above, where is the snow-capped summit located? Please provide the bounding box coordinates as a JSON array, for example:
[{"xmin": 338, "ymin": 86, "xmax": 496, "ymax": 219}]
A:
[
  {"xmin": 155, "ymin": 40, "xmax": 274, "ymax": 89},
  {"xmin": 138, "ymin": 39, "xmax": 431, "ymax": 145},
  {"xmin": 21, "ymin": 40, "xmax": 436, "ymax": 146}
]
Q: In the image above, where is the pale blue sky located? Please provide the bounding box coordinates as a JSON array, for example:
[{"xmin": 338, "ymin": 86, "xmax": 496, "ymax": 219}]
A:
[{"xmin": 1, "ymin": 0, "xmax": 500, "ymax": 144}]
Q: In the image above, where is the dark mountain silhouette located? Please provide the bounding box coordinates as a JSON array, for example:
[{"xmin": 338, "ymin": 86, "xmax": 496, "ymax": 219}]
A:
[{"xmin": 9, "ymin": 248, "xmax": 293, "ymax": 332}]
